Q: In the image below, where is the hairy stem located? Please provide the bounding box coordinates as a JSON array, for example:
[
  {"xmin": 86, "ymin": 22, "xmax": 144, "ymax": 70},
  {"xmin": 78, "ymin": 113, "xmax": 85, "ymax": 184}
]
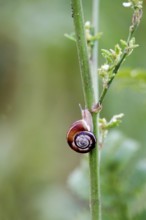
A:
[
  {"xmin": 90, "ymin": 0, "xmax": 101, "ymax": 220},
  {"xmin": 71, "ymin": 0, "xmax": 101, "ymax": 219},
  {"xmin": 71, "ymin": 0, "xmax": 94, "ymax": 107}
]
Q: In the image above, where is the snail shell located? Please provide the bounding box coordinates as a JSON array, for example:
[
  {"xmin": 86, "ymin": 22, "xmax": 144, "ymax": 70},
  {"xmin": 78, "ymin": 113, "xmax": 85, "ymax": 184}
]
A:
[{"xmin": 67, "ymin": 109, "xmax": 96, "ymax": 153}]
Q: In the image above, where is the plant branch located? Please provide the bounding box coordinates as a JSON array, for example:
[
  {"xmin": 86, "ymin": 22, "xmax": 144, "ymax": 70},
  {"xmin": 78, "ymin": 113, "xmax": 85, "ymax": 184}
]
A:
[
  {"xmin": 99, "ymin": 6, "xmax": 142, "ymax": 105},
  {"xmin": 99, "ymin": 52, "xmax": 127, "ymax": 104}
]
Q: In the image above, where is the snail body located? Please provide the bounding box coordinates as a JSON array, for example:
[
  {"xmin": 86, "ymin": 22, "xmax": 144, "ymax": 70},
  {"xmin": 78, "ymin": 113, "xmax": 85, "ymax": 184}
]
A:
[{"xmin": 67, "ymin": 109, "xmax": 96, "ymax": 153}]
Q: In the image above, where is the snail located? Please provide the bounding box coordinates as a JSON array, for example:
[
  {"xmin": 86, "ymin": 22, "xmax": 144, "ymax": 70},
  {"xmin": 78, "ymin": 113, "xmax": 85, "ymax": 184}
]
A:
[{"xmin": 66, "ymin": 108, "xmax": 96, "ymax": 153}]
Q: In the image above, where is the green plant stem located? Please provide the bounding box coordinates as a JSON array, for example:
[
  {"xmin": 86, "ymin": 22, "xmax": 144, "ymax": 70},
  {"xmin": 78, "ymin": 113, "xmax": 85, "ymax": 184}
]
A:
[
  {"xmin": 90, "ymin": 1, "xmax": 101, "ymax": 220},
  {"xmin": 71, "ymin": 0, "xmax": 101, "ymax": 220},
  {"xmin": 71, "ymin": 0, "xmax": 94, "ymax": 107}
]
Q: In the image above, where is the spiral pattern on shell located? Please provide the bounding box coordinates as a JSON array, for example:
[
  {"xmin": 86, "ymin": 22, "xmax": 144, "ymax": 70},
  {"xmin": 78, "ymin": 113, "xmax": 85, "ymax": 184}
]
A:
[{"xmin": 67, "ymin": 119, "xmax": 96, "ymax": 153}]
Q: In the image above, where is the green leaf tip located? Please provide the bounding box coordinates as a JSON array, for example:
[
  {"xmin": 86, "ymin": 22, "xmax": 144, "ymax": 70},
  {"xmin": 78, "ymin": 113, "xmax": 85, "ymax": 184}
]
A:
[{"xmin": 64, "ymin": 33, "xmax": 76, "ymax": 42}]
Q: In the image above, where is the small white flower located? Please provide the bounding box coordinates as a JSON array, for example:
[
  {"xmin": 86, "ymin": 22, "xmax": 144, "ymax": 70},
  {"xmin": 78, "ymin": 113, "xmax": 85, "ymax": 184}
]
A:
[
  {"xmin": 123, "ymin": 2, "xmax": 132, "ymax": 7},
  {"xmin": 102, "ymin": 64, "xmax": 109, "ymax": 71},
  {"xmin": 112, "ymin": 113, "xmax": 124, "ymax": 122},
  {"xmin": 85, "ymin": 21, "xmax": 91, "ymax": 29}
]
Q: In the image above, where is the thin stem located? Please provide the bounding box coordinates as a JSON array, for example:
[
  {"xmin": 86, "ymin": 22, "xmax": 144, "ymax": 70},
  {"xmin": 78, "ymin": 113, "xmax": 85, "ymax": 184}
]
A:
[
  {"xmin": 99, "ymin": 52, "xmax": 127, "ymax": 104},
  {"xmin": 89, "ymin": 0, "xmax": 101, "ymax": 220},
  {"xmin": 90, "ymin": 0, "xmax": 99, "ymax": 102},
  {"xmin": 99, "ymin": 23, "xmax": 137, "ymax": 105},
  {"xmin": 71, "ymin": 0, "xmax": 101, "ymax": 220}
]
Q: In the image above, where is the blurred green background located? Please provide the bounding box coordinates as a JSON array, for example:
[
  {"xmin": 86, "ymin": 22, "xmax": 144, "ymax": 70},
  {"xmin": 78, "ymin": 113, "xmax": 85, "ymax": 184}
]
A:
[{"xmin": 0, "ymin": 0, "xmax": 146, "ymax": 219}]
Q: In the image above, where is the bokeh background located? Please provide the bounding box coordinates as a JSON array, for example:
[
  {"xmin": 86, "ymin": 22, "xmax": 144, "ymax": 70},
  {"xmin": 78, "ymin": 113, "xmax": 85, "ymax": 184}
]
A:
[{"xmin": 0, "ymin": 0, "xmax": 146, "ymax": 220}]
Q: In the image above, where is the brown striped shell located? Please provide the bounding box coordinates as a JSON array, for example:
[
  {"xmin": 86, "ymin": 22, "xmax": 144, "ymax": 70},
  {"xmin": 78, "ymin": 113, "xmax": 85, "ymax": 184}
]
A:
[{"xmin": 66, "ymin": 109, "xmax": 96, "ymax": 153}]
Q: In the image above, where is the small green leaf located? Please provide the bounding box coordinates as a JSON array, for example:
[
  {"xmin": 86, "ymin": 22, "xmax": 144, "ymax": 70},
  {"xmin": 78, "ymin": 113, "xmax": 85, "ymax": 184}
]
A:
[
  {"xmin": 101, "ymin": 49, "xmax": 111, "ymax": 57},
  {"xmin": 64, "ymin": 33, "xmax": 76, "ymax": 42},
  {"xmin": 115, "ymin": 44, "xmax": 122, "ymax": 55},
  {"xmin": 120, "ymin": 39, "xmax": 127, "ymax": 47}
]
